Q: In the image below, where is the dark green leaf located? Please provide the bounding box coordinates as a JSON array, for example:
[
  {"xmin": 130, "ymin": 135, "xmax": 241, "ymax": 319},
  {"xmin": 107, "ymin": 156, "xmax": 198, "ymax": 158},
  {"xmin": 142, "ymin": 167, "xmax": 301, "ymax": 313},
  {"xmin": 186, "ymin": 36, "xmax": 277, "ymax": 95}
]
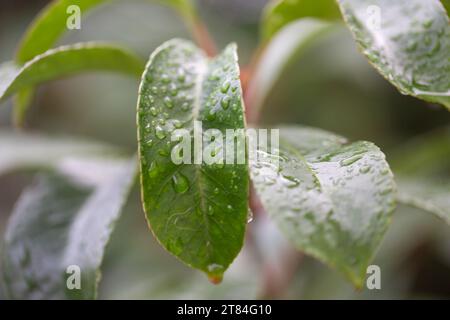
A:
[
  {"xmin": 137, "ymin": 39, "xmax": 248, "ymax": 282},
  {"xmin": 0, "ymin": 130, "xmax": 122, "ymax": 175},
  {"xmin": 261, "ymin": 0, "xmax": 340, "ymax": 41},
  {"xmin": 2, "ymin": 157, "xmax": 137, "ymax": 299},
  {"xmin": 251, "ymin": 126, "xmax": 396, "ymax": 287},
  {"xmin": 247, "ymin": 18, "xmax": 334, "ymax": 119},
  {"xmin": 337, "ymin": 0, "xmax": 450, "ymax": 109},
  {"xmin": 0, "ymin": 43, "xmax": 144, "ymax": 103}
]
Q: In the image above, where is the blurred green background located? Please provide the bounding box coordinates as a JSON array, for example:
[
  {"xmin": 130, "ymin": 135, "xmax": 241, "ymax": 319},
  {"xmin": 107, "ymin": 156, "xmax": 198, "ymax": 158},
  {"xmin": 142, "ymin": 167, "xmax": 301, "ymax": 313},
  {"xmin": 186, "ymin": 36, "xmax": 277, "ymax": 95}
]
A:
[{"xmin": 0, "ymin": 0, "xmax": 449, "ymax": 299}]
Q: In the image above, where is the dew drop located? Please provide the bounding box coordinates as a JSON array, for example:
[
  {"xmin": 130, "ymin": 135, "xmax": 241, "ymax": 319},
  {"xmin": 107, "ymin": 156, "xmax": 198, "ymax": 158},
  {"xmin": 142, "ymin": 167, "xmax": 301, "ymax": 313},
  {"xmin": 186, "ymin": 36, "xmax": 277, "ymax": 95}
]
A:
[
  {"xmin": 150, "ymin": 107, "xmax": 158, "ymax": 116},
  {"xmin": 172, "ymin": 172, "xmax": 189, "ymax": 194},
  {"xmin": 247, "ymin": 208, "xmax": 254, "ymax": 223},
  {"xmin": 221, "ymin": 81, "xmax": 231, "ymax": 93},
  {"xmin": 164, "ymin": 97, "xmax": 174, "ymax": 109},
  {"xmin": 148, "ymin": 162, "xmax": 159, "ymax": 178},
  {"xmin": 340, "ymin": 154, "xmax": 363, "ymax": 166},
  {"xmin": 220, "ymin": 96, "xmax": 231, "ymax": 110},
  {"xmin": 155, "ymin": 126, "xmax": 166, "ymax": 140}
]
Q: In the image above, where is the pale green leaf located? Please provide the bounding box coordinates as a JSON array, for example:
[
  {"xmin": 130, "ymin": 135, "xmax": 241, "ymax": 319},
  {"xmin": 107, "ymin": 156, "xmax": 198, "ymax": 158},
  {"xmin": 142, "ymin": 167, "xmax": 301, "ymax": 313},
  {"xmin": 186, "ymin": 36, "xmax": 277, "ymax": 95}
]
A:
[
  {"xmin": 0, "ymin": 43, "xmax": 144, "ymax": 103},
  {"xmin": 337, "ymin": 0, "xmax": 450, "ymax": 109},
  {"xmin": 251, "ymin": 126, "xmax": 396, "ymax": 287},
  {"xmin": 0, "ymin": 130, "xmax": 122, "ymax": 176},
  {"xmin": 247, "ymin": 18, "xmax": 334, "ymax": 120},
  {"xmin": 261, "ymin": 0, "xmax": 340, "ymax": 41},
  {"xmin": 2, "ymin": 157, "xmax": 137, "ymax": 299},
  {"xmin": 391, "ymin": 127, "xmax": 450, "ymax": 224},
  {"xmin": 137, "ymin": 39, "xmax": 248, "ymax": 282}
]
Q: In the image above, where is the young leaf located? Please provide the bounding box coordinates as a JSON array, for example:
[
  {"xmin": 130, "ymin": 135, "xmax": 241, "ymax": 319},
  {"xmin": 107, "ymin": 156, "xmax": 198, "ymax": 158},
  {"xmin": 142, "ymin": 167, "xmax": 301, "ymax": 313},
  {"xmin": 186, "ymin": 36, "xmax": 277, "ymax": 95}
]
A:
[
  {"xmin": 137, "ymin": 39, "xmax": 248, "ymax": 282},
  {"xmin": 261, "ymin": 0, "xmax": 340, "ymax": 41},
  {"xmin": 16, "ymin": 0, "xmax": 111, "ymax": 63},
  {"xmin": 246, "ymin": 18, "xmax": 334, "ymax": 121},
  {"xmin": 2, "ymin": 157, "xmax": 137, "ymax": 299},
  {"xmin": 337, "ymin": 0, "xmax": 450, "ymax": 109},
  {"xmin": 251, "ymin": 126, "xmax": 396, "ymax": 287},
  {"xmin": 0, "ymin": 43, "xmax": 144, "ymax": 103},
  {"xmin": 0, "ymin": 130, "xmax": 122, "ymax": 175}
]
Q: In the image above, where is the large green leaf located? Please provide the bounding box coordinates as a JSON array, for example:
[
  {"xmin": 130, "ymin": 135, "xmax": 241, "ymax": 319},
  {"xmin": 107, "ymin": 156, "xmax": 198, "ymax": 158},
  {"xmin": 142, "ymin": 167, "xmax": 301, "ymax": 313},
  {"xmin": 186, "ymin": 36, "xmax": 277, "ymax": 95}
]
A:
[
  {"xmin": 247, "ymin": 18, "xmax": 334, "ymax": 121},
  {"xmin": 2, "ymin": 157, "xmax": 137, "ymax": 299},
  {"xmin": 337, "ymin": 0, "xmax": 450, "ymax": 109},
  {"xmin": 391, "ymin": 127, "xmax": 450, "ymax": 224},
  {"xmin": 0, "ymin": 130, "xmax": 122, "ymax": 175},
  {"xmin": 137, "ymin": 39, "xmax": 248, "ymax": 282},
  {"xmin": 261, "ymin": 0, "xmax": 340, "ymax": 41},
  {"xmin": 251, "ymin": 126, "xmax": 396, "ymax": 287},
  {"xmin": 0, "ymin": 43, "xmax": 144, "ymax": 103}
]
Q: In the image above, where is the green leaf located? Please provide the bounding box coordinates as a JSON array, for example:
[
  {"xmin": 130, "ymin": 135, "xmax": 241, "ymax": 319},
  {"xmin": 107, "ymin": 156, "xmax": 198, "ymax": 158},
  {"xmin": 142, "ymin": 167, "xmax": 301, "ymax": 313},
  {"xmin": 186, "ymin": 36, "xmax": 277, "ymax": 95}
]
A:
[
  {"xmin": 0, "ymin": 130, "xmax": 122, "ymax": 176},
  {"xmin": 16, "ymin": 0, "xmax": 111, "ymax": 63},
  {"xmin": 337, "ymin": 0, "xmax": 450, "ymax": 109},
  {"xmin": 390, "ymin": 127, "xmax": 450, "ymax": 224},
  {"xmin": 261, "ymin": 0, "xmax": 340, "ymax": 41},
  {"xmin": 397, "ymin": 179, "xmax": 450, "ymax": 225},
  {"xmin": 2, "ymin": 157, "xmax": 137, "ymax": 299},
  {"xmin": 251, "ymin": 126, "xmax": 396, "ymax": 287},
  {"xmin": 0, "ymin": 43, "xmax": 144, "ymax": 103},
  {"xmin": 247, "ymin": 18, "xmax": 334, "ymax": 120},
  {"xmin": 137, "ymin": 39, "xmax": 248, "ymax": 282}
]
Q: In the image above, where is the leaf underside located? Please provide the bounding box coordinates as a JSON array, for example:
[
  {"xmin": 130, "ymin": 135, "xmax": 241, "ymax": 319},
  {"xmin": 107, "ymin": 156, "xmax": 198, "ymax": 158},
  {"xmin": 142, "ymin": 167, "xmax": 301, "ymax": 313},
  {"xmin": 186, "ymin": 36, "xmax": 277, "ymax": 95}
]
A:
[
  {"xmin": 251, "ymin": 126, "xmax": 396, "ymax": 287},
  {"xmin": 2, "ymin": 157, "xmax": 137, "ymax": 299},
  {"xmin": 137, "ymin": 39, "xmax": 248, "ymax": 281}
]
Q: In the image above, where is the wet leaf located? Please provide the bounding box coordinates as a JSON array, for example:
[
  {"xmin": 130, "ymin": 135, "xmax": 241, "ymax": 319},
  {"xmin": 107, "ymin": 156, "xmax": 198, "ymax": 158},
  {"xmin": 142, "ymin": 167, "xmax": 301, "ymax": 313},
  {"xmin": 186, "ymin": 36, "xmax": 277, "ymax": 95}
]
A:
[
  {"xmin": 251, "ymin": 126, "xmax": 396, "ymax": 287},
  {"xmin": 337, "ymin": 0, "xmax": 450, "ymax": 109},
  {"xmin": 137, "ymin": 39, "xmax": 248, "ymax": 282},
  {"xmin": 261, "ymin": 0, "xmax": 340, "ymax": 41},
  {"xmin": 2, "ymin": 157, "xmax": 137, "ymax": 299}
]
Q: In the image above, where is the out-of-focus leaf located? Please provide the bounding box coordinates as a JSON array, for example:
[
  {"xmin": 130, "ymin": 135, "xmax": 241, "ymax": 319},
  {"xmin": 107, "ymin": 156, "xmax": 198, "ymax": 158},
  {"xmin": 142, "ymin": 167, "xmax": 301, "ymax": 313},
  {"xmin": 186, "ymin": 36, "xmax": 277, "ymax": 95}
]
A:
[
  {"xmin": 0, "ymin": 43, "xmax": 144, "ymax": 104},
  {"xmin": 137, "ymin": 39, "xmax": 248, "ymax": 282},
  {"xmin": 2, "ymin": 157, "xmax": 137, "ymax": 299},
  {"xmin": 391, "ymin": 127, "xmax": 450, "ymax": 224},
  {"xmin": 261, "ymin": 0, "xmax": 340, "ymax": 41},
  {"xmin": 0, "ymin": 130, "xmax": 122, "ymax": 175},
  {"xmin": 247, "ymin": 18, "xmax": 334, "ymax": 120},
  {"xmin": 337, "ymin": 0, "xmax": 450, "ymax": 109},
  {"xmin": 251, "ymin": 126, "xmax": 396, "ymax": 287},
  {"xmin": 16, "ymin": 0, "xmax": 110, "ymax": 63},
  {"xmin": 397, "ymin": 179, "xmax": 450, "ymax": 225}
]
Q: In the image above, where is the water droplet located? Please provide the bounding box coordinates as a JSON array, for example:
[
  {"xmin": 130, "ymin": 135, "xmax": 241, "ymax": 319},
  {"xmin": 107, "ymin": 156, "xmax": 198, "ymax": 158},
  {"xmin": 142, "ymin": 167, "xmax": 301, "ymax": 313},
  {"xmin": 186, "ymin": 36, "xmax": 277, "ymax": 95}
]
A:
[
  {"xmin": 155, "ymin": 126, "xmax": 166, "ymax": 140},
  {"xmin": 340, "ymin": 154, "xmax": 363, "ymax": 166},
  {"xmin": 359, "ymin": 165, "xmax": 371, "ymax": 174},
  {"xmin": 214, "ymin": 188, "xmax": 219, "ymax": 194},
  {"xmin": 172, "ymin": 172, "xmax": 189, "ymax": 194},
  {"xmin": 148, "ymin": 162, "xmax": 159, "ymax": 178},
  {"xmin": 169, "ymin": 84, "xmax": 178, "ymax": 96},
  {"xmin": 151, "ymin": 86, "xmax": 158, "ymax": 94},
  {"xmin": 207, "ymin": 110, "xmax": 216, "ymax": 121},
  {"xmin": 227, "ymin": 204, "xmax": 233, "ymax": 211},
  {"xmin": 220, "ymin": 96, "xmax": 231, "ymax": 110},
  {"xmin": 150, "ymin": 107, "xmax": 158, "ymax": 116},
  {"xmin": 164, "ymin": 97, "xmax": 174, "ymax": 109},
  {"xmin": 247, "ymin": 208, "xmax": 253, "ymax": 223},
  {"xmin": 161, "ymin": 74, "xmax": 170, "ymax": 83},
  {"xmin": 158, "ymin": 148, "xmax": 169, "ymax": 157},
  {"xmin": 221, "ymin": 81, "xmax": 231, "ymax": 93},
  {"xmin": 208, "ymin": 205, "xmax": 214, "ymax": 216},
  {"xmin": 181, "ymin": 102, "xmax": 189, "ymax": 111}
]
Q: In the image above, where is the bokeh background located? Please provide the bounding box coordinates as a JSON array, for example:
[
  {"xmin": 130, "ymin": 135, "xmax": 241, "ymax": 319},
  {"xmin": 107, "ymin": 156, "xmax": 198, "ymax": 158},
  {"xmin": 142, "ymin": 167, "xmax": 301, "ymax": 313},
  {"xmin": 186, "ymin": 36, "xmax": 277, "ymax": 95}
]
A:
[{"xmin": 0, "ymin": 0, "xmax": 449, "ymax": 299}]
